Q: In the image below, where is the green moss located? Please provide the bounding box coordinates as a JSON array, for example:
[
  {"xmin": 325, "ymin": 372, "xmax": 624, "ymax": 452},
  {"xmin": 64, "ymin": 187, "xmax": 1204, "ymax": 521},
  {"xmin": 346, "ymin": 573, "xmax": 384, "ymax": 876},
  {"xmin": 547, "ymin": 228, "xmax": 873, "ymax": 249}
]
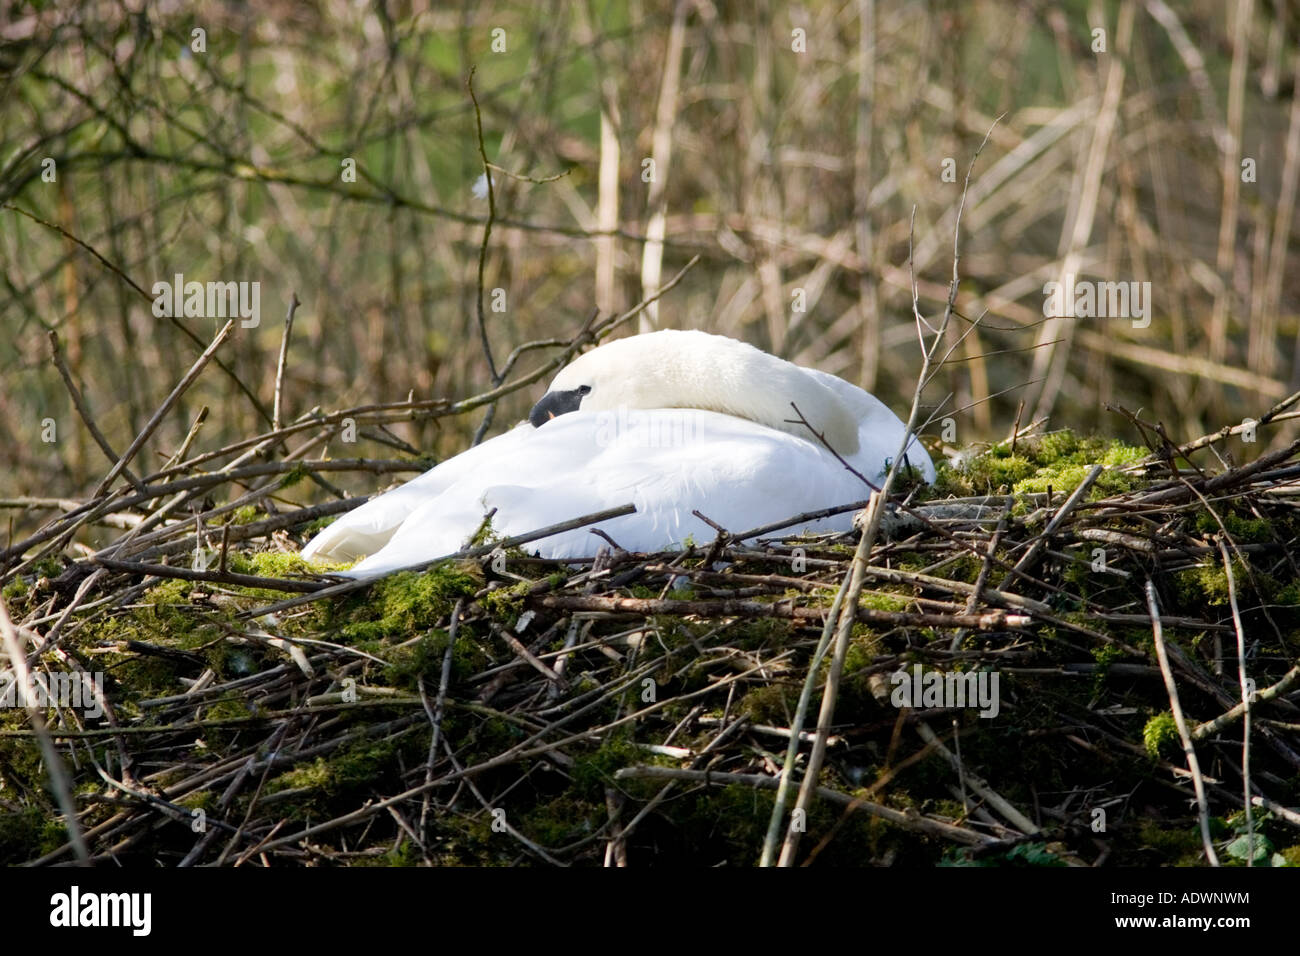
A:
[
  {"xmin": 480, "ymin": 580, "xmax": 530, "ymax": 627},
  {"xmin": 646, "ymin": 780, "xmax": 902, "ymax": 867},
  {"xmin": 30, "ymin": 557, "xmax": 65, "ymax": 579},
  {"xmin": 462, "ymin": 715, "xmax": 525, "ymax": 761},
  {"xmin": 1193, "ymin": 509, "xmax": 1270, "ymax": 542},
  {"xmin": 1174, "ymin": 560, "xmax": 1251, "ymax": 607},
  {"xmin": 930, "ymin": 448, "xmax": 1038, "ymax": 498},
  {"xmin": 0, "ymin": 806, "xmax": 48, "ymax": 864},
  {"xmin": 570, "ymin": 734, "xmax": 646, "ymax": 801},
  {"xmin": 928, "ymin": 430, "xmax": 1145, "ymax": 501},
  {"xmin": 220, "ymin": 550, "xmax": 349, "ymax": 578},
  {"xmin": 195, "ymin": 697, "xmax": 260, "ymax": 751},
  {"xmin": 842, "ymin": 635, "xmax": 875, "ymax": 677},
  {"xmin": 738, "ymin": 684, "xmax": 797, "ymax": 725},
  {"xmin": 1013, "ymin": 463, "xmax": 1091, "ymax": 496},
  {"xmin": 140, "ymin": 579, "xmax": 204, "ymax": 638},
  {"xmin": 301, "ymin": 515, "xmax": 338, "ymax": 535},
  {"xmin": 226, "ymin": 505, "xmax": 262, "ymax": 525},
  {"xmin": 245, "ymin": 551, "xmax": 330, "ymax": 577},
  {"xmin": 1137, "ymin": 821, "xmax": 1205, "ymax": 863},
  {"xmin": 467, "ymin": 512, "xmax": 502, "ymax": 548},
  {"xmin": 2, "ymin": 577, "xmax": 29, "ymax": 601},
  {"xmin": 1090, "ymin": 642, "xmax": 1122, "ymax": 696},
  {"xmin": 944, "ymin": 555, "xmax": 983, "ymax": 585},
  {"xmin": 0, "ymin": 742, "xmax": 41, "ymax": 794},
  {"xmin": 387, "ymin": 839, "xmax": 427, "ymax": 866},
  {"xmin": 383, "ymin": 627, "xmax": 490, "ymax": 688},
  {"xmin": 726, "ymin": 615, "xmax": 792, "ymax": 651},
  {"xmin": 274, "ymin": 758, "xmax": 332, "ymax": 793},
  {"xmin": 1011, "ymin": 435, "xmax": 1144, "ymax": 496},
  {"xmin": 335, "ymin": 563, "xmax": 478, "ymax": 642},
  {"xmin": 268, "ymin": 734, "xmax": 417, "ymax": 815},
  {"xmin": 522, "ymin": 795, "xmax": 601, "ymax": 846},
  {"xmin": 1143, "ymin": 711, "xmax": 1179, "ymax": 758},
  {"xmin": 279, "ymin": 464, "xmax": 310, "ymax": 488},
  {"xmin": 1274, "ymin": 582, "xmax": 1300, "ymax": 606},
  {"xmin": 859, "ymin": 590, "xmax": 909, "ymax": 612},
  {"xmin": 176, "ymin": 790, "xmax": 218, "ymax": 812}
]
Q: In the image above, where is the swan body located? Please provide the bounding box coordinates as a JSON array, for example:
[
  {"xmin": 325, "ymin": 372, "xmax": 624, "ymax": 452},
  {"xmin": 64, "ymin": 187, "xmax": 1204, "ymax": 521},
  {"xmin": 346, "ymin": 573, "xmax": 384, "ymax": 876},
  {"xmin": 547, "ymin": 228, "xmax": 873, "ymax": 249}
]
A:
[{"xmin": 301, "ymin": 330, "xmax": 933, "ymax": 577}]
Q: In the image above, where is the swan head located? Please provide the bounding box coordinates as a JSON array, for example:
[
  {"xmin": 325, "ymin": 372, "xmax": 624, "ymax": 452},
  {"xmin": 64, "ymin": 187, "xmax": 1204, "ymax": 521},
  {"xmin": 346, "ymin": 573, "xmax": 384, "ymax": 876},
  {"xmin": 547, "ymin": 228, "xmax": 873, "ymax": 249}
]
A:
[{"xmin": 529, "ymin": 330, "xmax": 862, "ymax": 455}]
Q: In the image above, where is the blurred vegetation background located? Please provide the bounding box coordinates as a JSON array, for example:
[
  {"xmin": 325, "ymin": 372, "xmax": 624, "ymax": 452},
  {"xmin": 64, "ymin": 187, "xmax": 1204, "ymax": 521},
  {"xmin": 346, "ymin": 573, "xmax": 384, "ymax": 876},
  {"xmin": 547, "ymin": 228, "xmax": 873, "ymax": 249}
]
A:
[{"xmin": 2, "ymin": 0, "xmax": 1299, "ymax": 519}]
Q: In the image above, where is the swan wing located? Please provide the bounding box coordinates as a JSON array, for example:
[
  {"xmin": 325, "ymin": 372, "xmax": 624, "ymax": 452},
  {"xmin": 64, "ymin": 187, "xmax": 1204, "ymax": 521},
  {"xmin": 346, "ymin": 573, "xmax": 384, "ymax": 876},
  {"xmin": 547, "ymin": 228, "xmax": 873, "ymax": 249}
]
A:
[
  {"xmin": 799, "ymin": 366, "xmax": 935, "ymax": 481},
  {"xmin": 299, "ymin": 421, "xmax": 534, "ymax": 563},
  {"xmin": 346, "ymin": 409, "xmax": 873, "ymax": 575}
]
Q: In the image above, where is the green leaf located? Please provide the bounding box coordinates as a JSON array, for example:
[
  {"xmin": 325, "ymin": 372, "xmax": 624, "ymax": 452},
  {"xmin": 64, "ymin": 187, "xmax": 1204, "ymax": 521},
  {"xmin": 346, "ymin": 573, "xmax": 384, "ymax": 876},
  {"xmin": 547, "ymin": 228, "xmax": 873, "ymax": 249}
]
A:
[{"xmin": 1225, "ymin": 833, "xmax": 1273, "ymax": 863}]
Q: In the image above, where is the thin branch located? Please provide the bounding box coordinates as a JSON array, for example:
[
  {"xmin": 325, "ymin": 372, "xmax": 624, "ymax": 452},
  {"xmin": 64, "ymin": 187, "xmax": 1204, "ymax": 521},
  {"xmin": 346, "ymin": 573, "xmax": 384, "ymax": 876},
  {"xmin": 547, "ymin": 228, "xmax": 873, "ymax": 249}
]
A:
[{"xmin": 1146, "ymin": 579, "xmax": 1220, "ymax": 867}]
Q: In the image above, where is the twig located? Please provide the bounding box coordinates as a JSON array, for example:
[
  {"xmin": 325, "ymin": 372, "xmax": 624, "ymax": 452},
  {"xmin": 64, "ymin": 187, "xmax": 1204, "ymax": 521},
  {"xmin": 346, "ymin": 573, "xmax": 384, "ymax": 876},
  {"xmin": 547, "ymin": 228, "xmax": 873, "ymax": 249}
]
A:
[
  {"xmin": 272, "ymin": 293, "xmax": 301, "ymax": 433},
  {"xmin": 0, "ymin": 597, "xmax": 89, "ymax": 864},
  {"xmin": 91, "ymin": 555, "xmax": 326, "ymax": 593},
  {"xmin": 244, "ymin": 503, "xmax": 639, "ymax": 617},
  {"xmin": 1146, "ymin": 579, "xmax": 1219, "ymax": 866},
  {"xmin": 1193, "ymin": 665, "xmax": 1300, "ymax": 741},
  {"xmin": 914, "ymin": 720, "xmax": 1038, "ymax": 834},
  {"xmin": 614, "ymin": 766, "xmax": 999, "ymax": 847},
  {"xmin": 1218, "ymin": 536, "xmax": 1254, "ymax": 865},
  {"xmin": 467, "ymin": 69, "xmax": 500, "ymax": 386},
  {"xmin": 531, "ymin": 593, "xmax": 1029, "ymax": 630},
  {"xmin": 93, "ymin": 320, "xmax": 235, "ymax": 497},
  {"xmin": 2, "ymin": 203, "xmax": 273, "ymax": 424},
  {"xmin": 996, "ymin": 463, "xmax": 1103, "ymax": 588},
  {"xmin": 47, "ymin": 331, "xmax": 147, "ymax": 495},
  {"xmin": 771, "ymin": 118, "xmax": 1000, "ymax": 868}
]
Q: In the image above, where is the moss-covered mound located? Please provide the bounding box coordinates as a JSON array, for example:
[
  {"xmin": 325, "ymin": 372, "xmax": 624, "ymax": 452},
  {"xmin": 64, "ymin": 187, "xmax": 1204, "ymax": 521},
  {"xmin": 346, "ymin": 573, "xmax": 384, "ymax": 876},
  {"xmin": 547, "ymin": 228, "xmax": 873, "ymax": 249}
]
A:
[{"xmin": 2, "ymin": 426, "xmax": 1299, "ymax": 867}]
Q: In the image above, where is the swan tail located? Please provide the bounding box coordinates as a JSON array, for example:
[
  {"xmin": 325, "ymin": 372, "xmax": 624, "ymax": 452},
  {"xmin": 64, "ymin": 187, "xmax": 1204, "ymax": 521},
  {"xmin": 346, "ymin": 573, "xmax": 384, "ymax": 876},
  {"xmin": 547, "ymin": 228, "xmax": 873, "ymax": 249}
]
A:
[{"xmin": 299, "ymin": 483, "xmax": 427, "ymax": 564}]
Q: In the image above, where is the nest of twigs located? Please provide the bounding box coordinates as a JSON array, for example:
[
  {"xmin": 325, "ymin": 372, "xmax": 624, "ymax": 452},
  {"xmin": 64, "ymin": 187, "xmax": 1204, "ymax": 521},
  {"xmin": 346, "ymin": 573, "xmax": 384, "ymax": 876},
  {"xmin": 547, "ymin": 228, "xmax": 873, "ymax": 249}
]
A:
[{"xmin": 3, "ymin": 389, "xmax": 1300, "ymax": 866}]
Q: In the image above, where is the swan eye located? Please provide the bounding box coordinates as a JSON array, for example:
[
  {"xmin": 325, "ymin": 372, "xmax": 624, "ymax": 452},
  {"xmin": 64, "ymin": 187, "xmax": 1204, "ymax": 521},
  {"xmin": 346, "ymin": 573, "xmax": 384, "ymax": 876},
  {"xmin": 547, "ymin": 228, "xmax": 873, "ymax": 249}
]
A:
[{"xmin": 577, "ymin": 385, "xmax": 591, "ymax": 395}]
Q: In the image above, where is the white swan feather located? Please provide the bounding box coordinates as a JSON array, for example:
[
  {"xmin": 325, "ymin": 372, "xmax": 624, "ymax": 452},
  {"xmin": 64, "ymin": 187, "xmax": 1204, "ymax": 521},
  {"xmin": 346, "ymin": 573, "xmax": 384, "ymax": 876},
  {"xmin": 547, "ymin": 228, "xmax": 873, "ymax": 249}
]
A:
[{"xmin": 301, "ymin": 330, "xmax": 932, "ymax": 577}]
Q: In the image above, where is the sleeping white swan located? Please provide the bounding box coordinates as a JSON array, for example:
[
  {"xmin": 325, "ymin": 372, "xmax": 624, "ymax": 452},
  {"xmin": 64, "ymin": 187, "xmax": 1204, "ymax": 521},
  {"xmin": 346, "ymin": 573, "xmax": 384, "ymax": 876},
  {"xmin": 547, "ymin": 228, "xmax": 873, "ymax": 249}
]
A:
[{"xmin": 301, "ymin": 329, "xmax": 933, "ymax": 577}]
